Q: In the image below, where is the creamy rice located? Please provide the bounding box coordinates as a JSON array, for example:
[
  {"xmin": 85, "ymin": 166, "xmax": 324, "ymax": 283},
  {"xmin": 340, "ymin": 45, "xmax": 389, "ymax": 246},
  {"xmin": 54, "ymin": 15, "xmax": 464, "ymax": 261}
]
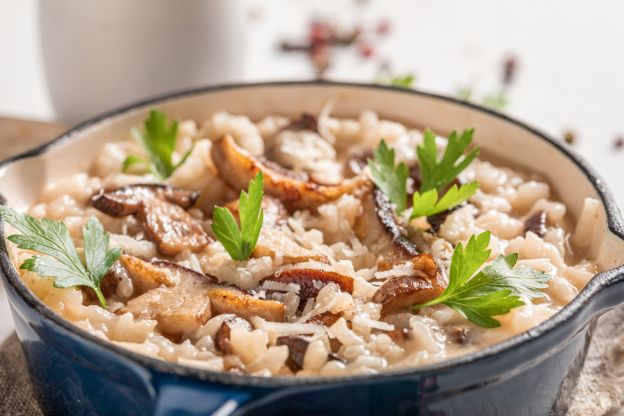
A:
[{"xmin": 9, "ymin": 109, "xmax": 600, "ymax": 377}]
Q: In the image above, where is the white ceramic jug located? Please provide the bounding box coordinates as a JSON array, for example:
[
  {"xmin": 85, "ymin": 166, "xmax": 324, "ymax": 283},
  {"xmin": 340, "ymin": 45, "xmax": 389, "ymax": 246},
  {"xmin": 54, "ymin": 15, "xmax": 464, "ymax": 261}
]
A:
[{"xmin": 39, "ymin": 0, "xmax": 247, "ymax": 124}]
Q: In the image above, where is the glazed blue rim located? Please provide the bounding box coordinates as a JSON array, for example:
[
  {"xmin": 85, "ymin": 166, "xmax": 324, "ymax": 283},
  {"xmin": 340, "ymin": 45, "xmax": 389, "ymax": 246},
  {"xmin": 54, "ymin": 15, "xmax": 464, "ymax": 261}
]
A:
[{"xmin": 0, "ymin": 80, "xmax": 623, "ymax": 388}]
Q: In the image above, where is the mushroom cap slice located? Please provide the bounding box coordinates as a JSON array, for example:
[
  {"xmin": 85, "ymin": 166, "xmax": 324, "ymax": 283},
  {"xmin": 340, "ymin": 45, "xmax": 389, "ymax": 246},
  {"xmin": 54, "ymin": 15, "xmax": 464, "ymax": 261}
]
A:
[
  {"xmin": 123, "ymin": 286, "xmax": 212, "ymax": 335},
  {"xmin": 262, "ymin": 268, "xmax": 354, "ymax": 307},
  {"xmin": 354, "ymin": 188, "xmax": 420, "ymax": 267},
  {"xmin": 372, "ymin": 270, "xmax": 447, "ymax": 316},
  {"xmin": 119, "ymin": 254, "xmax": 178, "ymax": 295},
  {"xmin": 137, "ymin": 197, "xmax": 210, "ymax": 256},
  {"xmin": 215, "ymin": 316, "xmax": 253, "ymax": 354},
  {"xmin": 91, "ymin": 184, "xmax": 198, "ymax": 217},
  {"xmin": 92, "ymin": 184, "xmax": 210, "ymax": 256},
  {"xmin": 208, "ymin": 288, "xmax": 286, "ymax": 322},
  {"xmin": 211, "ymin": 135, "xmax": 368, "ymax": 210}
]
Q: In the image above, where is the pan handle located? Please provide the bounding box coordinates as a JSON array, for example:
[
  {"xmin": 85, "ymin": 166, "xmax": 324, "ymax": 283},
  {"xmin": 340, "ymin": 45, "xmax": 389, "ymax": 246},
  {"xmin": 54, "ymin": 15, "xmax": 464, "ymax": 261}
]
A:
[
  {"xmin": 152, "ymin": 378, "xmax": 252, "ymax": 416},
  {"xmin": 581, "ymin": 265, "xmax": 624, "ymax": 318}
]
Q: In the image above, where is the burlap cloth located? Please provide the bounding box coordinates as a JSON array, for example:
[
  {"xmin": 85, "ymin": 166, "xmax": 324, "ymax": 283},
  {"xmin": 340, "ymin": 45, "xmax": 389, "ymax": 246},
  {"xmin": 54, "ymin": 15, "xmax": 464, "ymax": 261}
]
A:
[{"xmin": 0, "ymin": 310, "xmax": 623, "ymax": 415}]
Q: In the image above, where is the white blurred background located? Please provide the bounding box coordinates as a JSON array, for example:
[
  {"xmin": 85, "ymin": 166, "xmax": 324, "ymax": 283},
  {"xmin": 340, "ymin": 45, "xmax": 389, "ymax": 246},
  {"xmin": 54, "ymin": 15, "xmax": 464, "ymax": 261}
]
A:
[{"xmin": 0, "ymin": 0, "xmax": 623, "ymax": 196}]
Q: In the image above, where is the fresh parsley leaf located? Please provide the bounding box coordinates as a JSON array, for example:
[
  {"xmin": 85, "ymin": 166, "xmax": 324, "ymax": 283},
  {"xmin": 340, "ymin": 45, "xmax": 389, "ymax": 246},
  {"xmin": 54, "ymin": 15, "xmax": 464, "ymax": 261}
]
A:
[
  {"xmin": 211, "ymin": 172, "xmax": 264, "ymax": 261},
  {"xmin": 124, "ymin": 110, "xmax": 192, "ymax": 179},
  {"xmin": 412, "ymin": 231, "xmax": 549, "ymax": 328},
  {"xmin": 417, "ymin": 129, "xmax": 479, "ymax": 192},
  {"xmin": 121, "ymin": 155, "xmax": 150, "ymax": 174},
  {"xmin": 368, "ymin": 139, "xmax": 409, "ymax": 213},
  {"xmin": 389, "ymin": 74, "xmax": 416, "ymax": 88},
  {"xmin": 411, "ymin": 182, "xmax": 479, "ymax": 219},
  {"xmin": 0, "ymin": 207, "xmax": 120, "ymax": 308}
]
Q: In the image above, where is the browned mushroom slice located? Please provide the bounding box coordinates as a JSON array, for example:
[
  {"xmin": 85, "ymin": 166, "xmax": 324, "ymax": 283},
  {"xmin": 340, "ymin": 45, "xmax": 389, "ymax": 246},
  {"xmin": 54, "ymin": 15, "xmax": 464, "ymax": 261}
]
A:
[
  {"xmin": 344, "ymin": 148, "xmax": 373, "ymax": 176},
  {"xmin": 372, "ymin": 272, "xmax": 447, "ymax": 316},
  {"xmin": 263, "ymin": 268, "xmax": 353, "ymax": 308},
  {"xmin": 276, "ymin": 335, "xmax": 345, "ymax": 372},
  {"xmin": 119, "ymin": 261, "xmax": 217, "ymax": 334},
  {"xmin": 123, "ymin": 286, "xmax": 212, "ymax": 335},
  {"xmin": 118, "ymin": 255, "xmax": 216, "ymax": 335},
  {"xmin": 215, "ymin": 316, "xmax": 253, "ymax": 354},
  {"xmin": 211, "ymin": 135, "xmax": 368, "ymax": 210},
  {"xmin": 524, "ymin": 210, "xmax": 547, "ymax": 237},
  {"xmin": 92, "ymin": 184, "xmax": 198, "ymax": 216},
  {"xmin": 207, "ymin": 288, "xmax": 285, "ymax": 322},
  {"xmin": 119, "ymin": 254, "xmax": 178, "ymax": 295},
  {"xmin": 354, "ymin": 188, "xmax": 420, "ymax": 267},
  {"xmin": 283, "ymin": 113, "xmax": 318, "ymax": 133},
  {"xmin": 92, "ymin": 184, "xmax": 210, "ymax": 256},
  {"xmin": 306, "ymin": 311, "xmax": 341, "ymax": 326},
  {"xmin": 137, "ymin": 197, "xmax": 210, "ymax": 255}
]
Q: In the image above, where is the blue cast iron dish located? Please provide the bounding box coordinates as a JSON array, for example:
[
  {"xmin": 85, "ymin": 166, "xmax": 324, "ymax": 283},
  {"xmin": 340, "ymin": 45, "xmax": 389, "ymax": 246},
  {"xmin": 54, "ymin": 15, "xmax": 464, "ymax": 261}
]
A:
[{"xmin": 1, "ymin": 82, "xmax": 623, "ymax": 416}]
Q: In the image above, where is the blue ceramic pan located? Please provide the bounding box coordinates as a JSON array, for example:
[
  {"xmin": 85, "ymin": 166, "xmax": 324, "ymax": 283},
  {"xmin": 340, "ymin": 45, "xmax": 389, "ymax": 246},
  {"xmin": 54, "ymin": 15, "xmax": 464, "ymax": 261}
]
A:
[{"xmin": 1, "ymin": 82, "xmax": 623, "ymax": 415}]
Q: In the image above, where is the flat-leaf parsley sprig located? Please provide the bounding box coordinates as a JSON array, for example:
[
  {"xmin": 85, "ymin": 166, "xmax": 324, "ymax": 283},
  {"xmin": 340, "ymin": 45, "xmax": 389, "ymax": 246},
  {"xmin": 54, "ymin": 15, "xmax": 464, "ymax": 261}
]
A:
[
  {"xmin": 368, "ymin": 129, "xmax": 479, "ymax": 219},
  {"xmin": 211, "ymin": 172, "xmax": 264, "ymax": 261},
  {"xmin": 123, "ymin": 109, "xmax": 193, "ymax": 179},
  {"xmin": 367, "ymin": 139, "xmax": 409, "ymax": 213},
  {"xmin": 0, "ymin": 206, "xmax": 121, "ymax": 308},
  {"xmin": 417, "ymin": 129, "xmax": 479, "ymax": 192},
  {"xmin": 411, "ymin": 231, "xmax": 550, "ymax": 328}
]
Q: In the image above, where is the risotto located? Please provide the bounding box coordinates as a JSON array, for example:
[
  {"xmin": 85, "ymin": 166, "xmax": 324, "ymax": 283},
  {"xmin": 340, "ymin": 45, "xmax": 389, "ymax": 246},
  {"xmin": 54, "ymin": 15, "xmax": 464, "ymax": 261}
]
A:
[{"xmin": 3, "ymin": 108, "xmax": 601, "ymax": 377}]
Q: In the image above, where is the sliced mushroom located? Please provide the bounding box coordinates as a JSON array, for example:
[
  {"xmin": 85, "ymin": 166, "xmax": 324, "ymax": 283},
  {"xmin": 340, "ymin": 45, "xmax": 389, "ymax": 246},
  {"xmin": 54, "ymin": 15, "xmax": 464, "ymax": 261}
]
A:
[
  {"xmin": 211, "ymin": 135, "xmax": 368, "ymax": 210},
  {"xmin": 524, "ymin": 210, "xmax": 547, "ymax": 237},
  {"xmin": 372, "ymin": 270, "xmax": 446, "ymax": 316},
  {"xmin": 119, "ymin": 261, "xmax": 216, "ymax": 335},
  {"xmin": 276, "ymin": 335, "xmax": 344, "ymax": 372},
  {"xmin": 354, "ymin": 188, "xmax": 420, "ymax": 267},
  {"xmin": 92, "ymin": 184, "xmax": 198, "ymax": 215},
  {"xmin": 119, "ymin": 254, "xmax": 178, "ymax": 295},
  {"xmin": 283, "ymin": 113, "xmax": 318, "ymax": 133},
  {"xmin": 119, "ymin": 258, "xmax": 286, "ymax": 331},
  {"xmin": 344, "ymin": 148, "xmax": 373, "ymax": 176},
  {"xmin": 215, "ymin": 316, "xmax": 253, "ymax": 354},
  {"xmin": 306, "ymin": 311, "xmax": 341, "ymax": 327},
  {"xmin": 208, "ymin": 288, "xmax": 285, "ymax": 322},
  {"xmin": 262, "ymin": 268, "xmax": 353, "ymax": 309},
  {"xmin": 225, "ymin": 196, "xmax": 329, "ymax": 265},
  {"xmin": 426, "ymin": 207, "xmax": 457, "ymax": 234},
  {"xmin": 92, "ymin": 184, "xmax": 210, "ymax": 256}
]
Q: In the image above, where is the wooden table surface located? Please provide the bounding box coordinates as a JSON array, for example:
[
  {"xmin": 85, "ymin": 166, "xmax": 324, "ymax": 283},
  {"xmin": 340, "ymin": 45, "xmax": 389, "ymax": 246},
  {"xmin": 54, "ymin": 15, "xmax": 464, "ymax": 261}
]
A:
[{"xmin": 0, "ymin": 116, "xmax": 66, "ymax": 159}]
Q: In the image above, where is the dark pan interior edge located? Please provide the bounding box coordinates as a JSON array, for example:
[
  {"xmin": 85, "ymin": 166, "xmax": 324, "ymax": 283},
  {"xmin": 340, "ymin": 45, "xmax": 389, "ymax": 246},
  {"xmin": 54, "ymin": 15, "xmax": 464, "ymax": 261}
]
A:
[{"xmin": 0, "ymin": 80, "xmax": 623, "ymax": 388}]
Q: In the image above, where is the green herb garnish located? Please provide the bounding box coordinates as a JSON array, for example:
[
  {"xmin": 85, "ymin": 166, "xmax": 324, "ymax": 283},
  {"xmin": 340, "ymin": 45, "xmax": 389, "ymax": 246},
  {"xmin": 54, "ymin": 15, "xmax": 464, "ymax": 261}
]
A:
[
  {"xmin": 389, "ymin": 74, "xmax": 416, "ymax": 88},
  {"xmin": 367, "ymin": 139, "xmax": 409, "ymax": 213},
  {"xmin": 211, "ymin": 172, "xmax": 264, "ymax": 261},
  {"xmin": 412, "ymin": 231, "xmax": 549, "ymax": 328},
  {"xmin": 410, "ymin": 182, "xmax": 479, "ymax": 219},
  {"xmin": 0, "ymin": 207, "xmax": 120, "ymax": 308},
  {"xmin": 123, "ymin": 110, "xmax": 193, "ymax": 179},
  {"xmin": 375, "ymin": 73, "xmax": 416, "ymax": 89},
  {"xmin": 369, "ymin": 129, "xmax": 479, "ymax": 218},
  {"xmin": 417, "ymin": 129, "xmax": 479, "ymax": 192}
]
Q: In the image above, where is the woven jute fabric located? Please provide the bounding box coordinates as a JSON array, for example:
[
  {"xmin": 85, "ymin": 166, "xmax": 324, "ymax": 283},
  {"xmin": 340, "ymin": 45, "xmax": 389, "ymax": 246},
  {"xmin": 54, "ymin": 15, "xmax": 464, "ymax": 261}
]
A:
[
  {"xmin": 1, "ymin": 309, "xmax": 623, "ymax": 415},
  {"xmin": 0, "ymin": 334, "xmax": 43, "ymax": 416}
]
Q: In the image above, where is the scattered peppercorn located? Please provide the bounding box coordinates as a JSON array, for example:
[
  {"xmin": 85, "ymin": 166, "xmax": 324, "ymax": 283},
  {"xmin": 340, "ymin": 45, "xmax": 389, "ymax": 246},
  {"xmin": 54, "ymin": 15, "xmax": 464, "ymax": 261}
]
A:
[
  {"xmin": 614, "ymin": 135, "xmax": 624, "ymax": 150},
  {"xmin": 279, "ymin": 17, "xmax": 390, "ymax": 76},
  {"xmin": 358, "ymin": 40, "xmax": 374, "ymax": 58},
  {"xmin": 377, "ymin": 18, "xmax": 391, "ymax": 35},
  {"xmin": 563, "ymin": 130, "xmax": 576, "ymax": 145},
  {"xmin": 503, "ymin": 55, "xmax": 518, "ymax": 86}
]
